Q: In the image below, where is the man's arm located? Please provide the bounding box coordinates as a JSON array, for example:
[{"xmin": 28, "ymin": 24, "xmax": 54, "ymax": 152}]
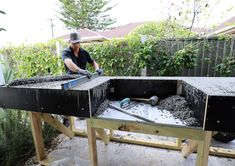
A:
[
  {"xmin": 92, "ymin": 61, "xmax": 99, "ymax": 71},
  {"xmin": 92, "ymin": 61, "xmax": 104, "ymax": 75},
  {"xmin": 64, "ymin": 58, "xmax": 86, "ymax": 73}
]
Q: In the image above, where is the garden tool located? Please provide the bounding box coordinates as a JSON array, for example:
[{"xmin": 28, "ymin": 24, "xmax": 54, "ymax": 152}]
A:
[
  {"xmin": 108, "ymin": 103, "xmax": 155, "ymax": 123},
  {"xmin": 130, "ymin": 95, "xmax": 159, "ymax": 106}
]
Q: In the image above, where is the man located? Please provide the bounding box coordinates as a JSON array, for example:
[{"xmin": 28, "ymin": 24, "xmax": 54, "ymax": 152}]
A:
[
  {"xmin": 62, "ymin": 32, "xmax": 103, "ymax": 78},
  {"xmin": 61, "ymin": 32, "xmax": 103, "ymax": 126}
]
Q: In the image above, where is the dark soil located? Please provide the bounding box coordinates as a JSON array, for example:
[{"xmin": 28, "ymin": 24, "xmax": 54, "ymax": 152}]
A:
[{"xmin": 158, "ymin": 95, "xmax": 200, "ymax": 126}]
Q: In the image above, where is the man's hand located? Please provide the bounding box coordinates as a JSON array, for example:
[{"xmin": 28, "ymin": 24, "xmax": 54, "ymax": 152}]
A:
[
  {"xmin": 78, "ymin": 70, "xmax": 92, "ymax": 79},
  {"xmin": 96, "ymin": 68, "xmax": 104, "ymax": 76},
  {"xmin": 83, "ymin": 70, "xmax": 92, "ymax": 79}
]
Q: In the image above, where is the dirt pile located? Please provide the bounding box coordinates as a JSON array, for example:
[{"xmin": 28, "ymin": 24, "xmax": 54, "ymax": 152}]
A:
[{"xmin": 158, "ymin": 95, "xmax": 200, "ymax": 126}]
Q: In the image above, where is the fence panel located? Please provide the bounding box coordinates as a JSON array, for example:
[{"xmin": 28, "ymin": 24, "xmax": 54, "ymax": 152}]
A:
[{"xmin": 149, "ymin": 37, "xmax": 235, "ymax": 77}]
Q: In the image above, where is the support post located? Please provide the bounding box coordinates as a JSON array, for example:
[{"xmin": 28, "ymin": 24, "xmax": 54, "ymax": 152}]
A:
[
  {"xmin": 87, "ymin": 119, "xmax": 98, "ymax": 166},
  {"xmin": 196, "ymin": 131, "xmax": 212, "ymax": 166},
  {"xmin": 29, "ymin": 112, "xmax": 46, "ymax": 162}
]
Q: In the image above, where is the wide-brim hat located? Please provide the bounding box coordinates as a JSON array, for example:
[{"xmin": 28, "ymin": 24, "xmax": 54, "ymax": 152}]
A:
[{"xmin": 69, "ymin": 32, "xmax": 81, "ymax": 43}]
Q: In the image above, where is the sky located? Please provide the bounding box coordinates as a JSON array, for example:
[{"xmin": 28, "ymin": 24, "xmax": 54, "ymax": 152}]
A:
[{"xmin": 0, "ymin": 0, "xmax": 235, "ymax": 46}]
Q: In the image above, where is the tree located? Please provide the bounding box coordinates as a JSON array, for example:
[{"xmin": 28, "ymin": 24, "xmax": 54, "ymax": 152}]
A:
[
  {"xmin": 162, "ymin": 0, "xmax": 234, "ymax": 37},
  {"xmin": 0, "ymin": 10, "xmax": 6, "ymax": 31},
  {"xmin": 58, "ymin": 0, "xmax": 116, "ymax": 30},
  {"xmin": 128, "ymin": 21, "xmax": 196, "ymax": 39}
]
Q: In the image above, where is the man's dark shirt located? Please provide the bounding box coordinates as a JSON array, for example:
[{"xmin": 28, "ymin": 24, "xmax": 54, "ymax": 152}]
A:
[{"xmin": 62, "ymin": 47, "xmax": 94, "ymax": 74}]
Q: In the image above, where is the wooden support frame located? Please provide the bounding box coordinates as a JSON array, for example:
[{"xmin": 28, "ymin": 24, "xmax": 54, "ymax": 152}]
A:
[
  {"xmin": 86, "ymin": 118, "xmax": 212, "ymax": 166},
  {"xmin": 87, "ymin": 119, "xmax": 98, "ymax": 166},
  {"xmin": 182, "ymin": 140, "xmax": 199, "ymax": 157},
  {"xmin": 35, "ymin": 113, "xmax": 75, "ymax": 138},
  {"xmin": 95, "ymin": 128, "xmax": 110, "ymax": 145},
  {"xmin": 29, "ymin": 113, "xmax": 235, "ymax": 165},
  {"xmin": 29, "ymin": 112, "xmax": 75, "ymax": 165},
  {"xmin": 29, "ymin": 112, "xmax": 47, "ymax": 161},
  {"xmin": 196, "ymin": 131, "xmax": 212, "ymax": 166},
  {"xmin": 72, "ymin": 116, "xmax": 235, "ymax": 158}
]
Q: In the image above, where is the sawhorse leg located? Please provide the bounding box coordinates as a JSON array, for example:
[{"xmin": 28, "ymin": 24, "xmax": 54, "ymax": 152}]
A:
[{"xmin": 87, "ymin": 119, "xmax": 98, "ymax": 166}]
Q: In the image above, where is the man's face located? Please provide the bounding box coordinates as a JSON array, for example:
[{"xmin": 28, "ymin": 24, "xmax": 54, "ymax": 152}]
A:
[{"xmin": 71, "ymin": 42, "xmax": 80, "ymax": 50}]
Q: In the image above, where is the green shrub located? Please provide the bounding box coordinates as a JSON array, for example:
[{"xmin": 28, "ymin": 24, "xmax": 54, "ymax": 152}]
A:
[
  {"xmin": 215, "ymin": 56, "xmax": 235, "ymax": 76},
  {"xmin": 0, "ymin": 40, "xmax": 65, "ymax": 79},
  {"xmin": 128, "ymin": 21, "xmax": 196, "ymax": 39},
  {"xmin": 0, "ymin": 63, "xmax": 59, "ymax": 166},
  {"xmin": 0, "ymin": 110, "xmax": 33, "ymax": 165}
]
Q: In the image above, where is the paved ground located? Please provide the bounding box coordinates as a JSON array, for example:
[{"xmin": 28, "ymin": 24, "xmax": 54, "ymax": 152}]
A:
[{"xmin": 48, "ymin": 134, "xmax": 235, "ymax": 166}]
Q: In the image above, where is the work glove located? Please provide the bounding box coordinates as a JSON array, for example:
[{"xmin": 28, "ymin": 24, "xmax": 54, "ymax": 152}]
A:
[
  {"xmin": 96, "ymin": 68, "xmax": 104, "ymax": 76},
  {"xmin": 79, "ymin": 70, "xmax": 93, "ymax": 79}
]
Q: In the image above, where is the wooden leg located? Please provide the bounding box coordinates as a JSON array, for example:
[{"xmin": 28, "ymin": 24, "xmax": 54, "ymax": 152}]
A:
[
  {"xmin": 29, "ymin": 112, "xmax": 46, "ymax": 162},
  {"xmin": 87, "ymin": 119, "xmax": 98, "ymax": 166},
  {"xmin": 96, "ymin": 128, "xmax": 110, "ymax": 145},
  {"xmin": 196, "ymin": 131, "xmax": 212, "ymax": 166}
]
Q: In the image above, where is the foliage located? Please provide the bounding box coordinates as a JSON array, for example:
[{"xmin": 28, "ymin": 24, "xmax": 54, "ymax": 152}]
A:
[
  {"xmin": 0, "ymin": 46, "xmax": 60, "ymax": 166},
  {"xmin": 215, "ymin": 56, "xmax": 235, "ymax": 76},
  {"xmin": 174, "ymin": 44, "xmax": 197, "ymax": 68},
  {"xmin": 58, "ymin": 0, "xmax": 116, "ymax": 30},
  {"xmin": 1, "ymin": 65, "xmax": 13, "ymax": 84},
  {"xmin": 129, "ymin": 21, "xmax": 196, "ymax": 39},
  {"xmin": 0, "ymin": 110, "xmax": 33, "ymax": 166},
  {"xmin": 0, "ymin": 110, "xmax": 59, "ymax": 166},
  {"xmin": 168, "ymin": 44, "xmax": 198, "ymax": 75},
  {"xmin": 218, "ymin": 34, "xmax": 233, "ymax": 41},
  {"xmin": 0, "ymin": 40, "xmax": 64, "ymax": 79},
  {"xmin": 146, "ymin": 42, "xmax": 198, "ymax": 76},
  {"xmin": 163, "ymin": 0, "xmax": 234, "ymax": 37},
  {"xmin": 84, "ymin": 21, "xmax": 197, "ymax": 76},
  {"xmin": 84, "ymin": 37, "xmax": 198, "ymax": 76},
  {"xmin": 0, "ymin": 24, "xmax": 234, "ymax": 78}
]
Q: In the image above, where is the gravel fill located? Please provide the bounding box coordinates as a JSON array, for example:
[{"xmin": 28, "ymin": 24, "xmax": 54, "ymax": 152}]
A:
[
  {"xmin": 158, "ymin": 95, "xmax": 200, "ymax": 126},
  {"xmin": 8, "ymin": 74, "xmax": 82, "ymax": 86},
  {"xmin": 95, "ymin": 99, "xmax": 110, "ymax": 116}
]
